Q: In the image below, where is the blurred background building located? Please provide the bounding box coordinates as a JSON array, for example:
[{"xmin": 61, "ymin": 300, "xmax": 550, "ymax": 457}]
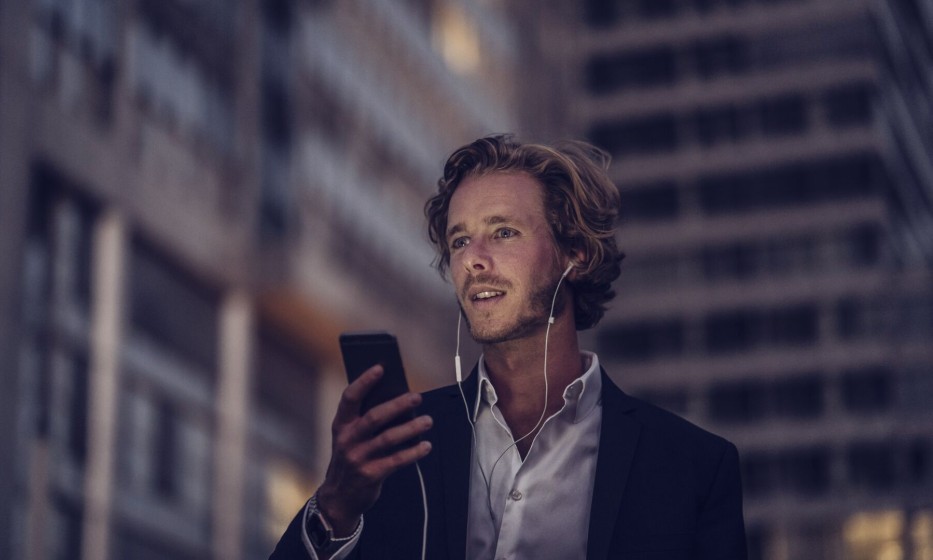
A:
[
  {"xmin": 0, "ymin": 0, "xmax": 522, "ymax": 558},
  {"xmin": 546, "ymin": 0, "xmax": 933, "ymax": 558},
  {"xmin": 0, "ymin": 1, "xmax": 931, "ymax": 560}
]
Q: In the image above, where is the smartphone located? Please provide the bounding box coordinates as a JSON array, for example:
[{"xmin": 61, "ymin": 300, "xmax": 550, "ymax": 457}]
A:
[{"xmin": 339, "ymin": 331, "xmax": 411, "ymax": 415}]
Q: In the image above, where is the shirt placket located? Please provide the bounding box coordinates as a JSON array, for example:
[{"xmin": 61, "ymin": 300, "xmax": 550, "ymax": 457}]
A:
[{"xmin": 490, "ymin": 406, "xmax": 574, "ymax": 559}]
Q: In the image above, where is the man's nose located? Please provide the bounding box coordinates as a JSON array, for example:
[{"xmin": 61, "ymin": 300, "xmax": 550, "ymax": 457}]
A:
[{"xmin": 462, "ymin": 239, "xmax": 491, "ymax": 272}]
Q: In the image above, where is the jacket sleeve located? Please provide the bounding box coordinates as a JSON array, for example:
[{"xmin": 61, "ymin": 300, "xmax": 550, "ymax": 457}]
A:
[
  {"xmin": 695, "ymin": 442, "xmax": 748, "ymax": 560},
  {"xmin": 267, "ymin": 503, "xmax": 361, "ymax": 560},
  {"xmin": 269, "ymin": 507, "xmax": 311, "ymax": 560}
]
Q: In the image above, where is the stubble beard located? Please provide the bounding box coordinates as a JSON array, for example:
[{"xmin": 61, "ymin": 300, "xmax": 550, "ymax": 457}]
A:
[{"xmin": 459, "ymin": 272, "xmax": 566, "ymax": 345}]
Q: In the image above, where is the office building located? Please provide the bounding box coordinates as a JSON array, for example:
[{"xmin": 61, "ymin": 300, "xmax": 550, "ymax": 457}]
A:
[
  {"xmin": 539, "ymin": 0, "xmax": 933, "ymax": 558},
  {"xmin": 0, "ymin": 1, "xmax": 520, "ymax": 558}
]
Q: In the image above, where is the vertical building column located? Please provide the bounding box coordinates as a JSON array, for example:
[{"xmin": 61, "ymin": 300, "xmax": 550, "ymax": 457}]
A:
[
  {"xmin": 82, "ymin": 210, "xmax": 127, "ymax": 560},
  {"xmin": 213, "ymin": 290, "xmax": 253, "ymax": 560},
  {"xmin": 0, "ymin": 1, "xmax": 37, "ymax": 557}
]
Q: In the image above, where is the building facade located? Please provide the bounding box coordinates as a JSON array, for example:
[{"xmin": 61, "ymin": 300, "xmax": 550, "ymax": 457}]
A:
[
  {"xmin": 0, "ymin": 1, "xmax": 521, "ymax": 559},
  {"xmin": 548, "ymin": 0, "xmax": 933, "ymax": 558}
]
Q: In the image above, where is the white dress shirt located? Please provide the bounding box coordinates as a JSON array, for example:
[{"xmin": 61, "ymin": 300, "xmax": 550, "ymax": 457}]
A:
[
  {"xmin": 466, "ymin": 352, "xmax": 603, "ymax": 560},
  {"xmin": 302, "ymin": 352, "xmax": 603, "ymax": 560}
]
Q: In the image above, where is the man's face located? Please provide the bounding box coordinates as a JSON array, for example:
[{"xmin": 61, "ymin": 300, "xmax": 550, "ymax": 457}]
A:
[{"xmin": 446, "ymin": 172, "xmax": 566, "ymax": 344}]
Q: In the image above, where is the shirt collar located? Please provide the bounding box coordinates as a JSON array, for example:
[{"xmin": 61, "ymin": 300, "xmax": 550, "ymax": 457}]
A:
[{"xmin": 472, "ymin": 351, "xmax": 602, "ymax": 424}]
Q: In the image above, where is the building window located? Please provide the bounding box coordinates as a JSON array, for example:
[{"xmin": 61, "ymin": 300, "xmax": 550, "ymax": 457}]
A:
[
  {"xmin": 741, "ymin": 454, "xmax": 776, "ymax": 498},
  {"xmin": 769, "ymin": 304, "xmax": 818, "ymax": 345},
  {"xmin": 823, "ymin": 82, "xmax": 874, "ymax": 127},
  {"xmin": 118, "ymin": 378, "xmax": 213, "ymax": 546},
  {"xmin": 638, "ymin": 0, "xmax": 680, "ymax": 19},
  {"xmin": 707, "ymin": 372, "xmax": 825, "ymax": 425},
  {"xmin": 129, "ymin": 239, "xmax": 220, "ymax": 374},
  {"xmin": 585, "ymin": 47, "xmax": 678, "ymax": 94},
  {"xmin": 755, "ymin": 16, "xmax": 872, "ymax": 69},
  {"xmin": 847, "ymin": 441, "xmax": 897, "ymax": 491},
  {"xmin": 19, "ymin": 164, "xmax": 97, "ymax": 471},
  {"xmin": 778, "ymin": 446, "xmax": 831, "ymax": 496},
  {"xmin": 758, "ymin": 94, "xmax": 809, "ymax": 136},
  {"xmin": 835, "ymin": 297, "xmax": 864, "ymax": 340},
  {"xmin": 901, "ymin": 366, "xmax": 933, "ymax": 414},
  {"xmin": 704, "ymin": 304, "xmax": 818, "ymax": 355},
  {"xmin": 702, "ymin": 243, "xmax": 759, "ymax": 280},
  {"xmin": 49, "ymin": 498, "xmax": 83, "ymax": 560},
  {"xmin": 620, "ymin": 181, "xmax": 680, "ymax": 221},
  {"xmin": 835, "ymin": 296, "xmax": 889, "ymax": 340},
  {"xmin": 693, "ymin": 35, "xmax": 748, "ymax": 79},
  {"xmin": 584, "ymin": 0, "xmax": 623, "ymax": 28},
  {"xmin": 245, "ymin": 326, "xmax": 321, "ymax": 557},
  {"xmin": 65, "ymin": 351, "xmax": 90, "ymax": 464},
  {"xmin": 589, "ymin": 113, "xmax": 679, "ymax": 157},
  {"xmin": 30, "ymin": 0, "xmax": 118, "ymax": 124},
  {"xmin": 841, "ymin": 367, "xmax": 893, "ymax": 413},
  {"xmin": 704, "ymin": 310, "xmax": 762, "ymax": 354},
  {"xmin": 708, "ymin": 380, "xmax": 767, "ymax": 422},
  {"xmin": 906, "ymin": 439, "xmax": 931, "ymax": 485},
  {"xmin": 698, "ymin": 153, "xmax": 884, "ymax": 215},
  {"xmin": 693, "ymin": 104, "xmax": 747, "ymax": 146},
  {"xmin": 130, "ymin": 14, "xmax": 235, "ymax": 155},
  {"xmin": 764, "ymin": 235, "xmax": 818, "ymax": 275},
  {"xmin": 597, "ymin": 319, "xmax": 685, "ymax": 362},
  {"xmin": 154, "ymin": 399, "xmax": 180, "ymax": 500},
  {"xmin": 844, "ymin": 223, "xmax": 882, "ymax": 266},
  {"xmin": 773, "ymin": 374, "xmax": 824, "ymax": 419}
]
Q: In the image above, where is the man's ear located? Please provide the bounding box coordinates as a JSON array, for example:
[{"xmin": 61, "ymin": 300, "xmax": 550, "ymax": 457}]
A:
[{"xmin": 567, "ymin": 248, "xmax": 587, "ymax": 281}]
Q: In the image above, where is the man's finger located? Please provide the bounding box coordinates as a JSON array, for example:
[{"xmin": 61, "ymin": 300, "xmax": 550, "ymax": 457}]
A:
[
  {"xmin": 361, "ymin": 414, "xmax": 433, "ymax": 458},
  {"xmin": 363, "ymin": 440, "xmax": 433, "ymax": 481},
  {"xmin": 334, "ymin": 364, "xmax": 384, "ymax": 424},
  {"xmin": 355, "ymin": 392, "xmax": 422, "ymax": 437}
]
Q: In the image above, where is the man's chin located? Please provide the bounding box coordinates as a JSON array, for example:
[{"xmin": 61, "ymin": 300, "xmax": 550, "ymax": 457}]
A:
[
  {"xmin": 469, "ymin": 319, "xmax": 542, "ymax": 345},
  {"xmin": 467, "ymin": 321, "xmax": 513, "ymax": 345}
]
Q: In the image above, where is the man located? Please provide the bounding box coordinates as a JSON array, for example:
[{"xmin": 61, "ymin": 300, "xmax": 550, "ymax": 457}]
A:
[{"xmin": 271, "ymin": 135, "xmax": 747, "ymax": 559}]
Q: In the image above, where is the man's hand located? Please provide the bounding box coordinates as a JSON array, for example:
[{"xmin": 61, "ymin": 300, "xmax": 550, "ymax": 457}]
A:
[{"xmin": 315, "ymin": 365, "xmax": 433, "ymax": 536}]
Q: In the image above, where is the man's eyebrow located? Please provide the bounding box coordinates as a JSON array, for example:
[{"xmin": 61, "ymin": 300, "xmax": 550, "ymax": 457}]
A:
[
  {"xmin": 446, "ymin": 223, "xmax": 465, "ymax": 241},
  {"xmin": 446, "ymin": 216, "xmax": 513, "ymax": 240}
]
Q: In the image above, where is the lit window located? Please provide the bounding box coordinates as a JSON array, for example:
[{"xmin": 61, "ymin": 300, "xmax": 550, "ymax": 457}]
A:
[
  {"xmin": 433, "ymin": 3, "xmax": 481, "ymax": 75},
  {"xmin": 844, "ymin": 510, "xmax": 904, "ymax": 560},
  {"xmin": 914, "ymin": 511, "xmax": 933, "ymax": 560}
]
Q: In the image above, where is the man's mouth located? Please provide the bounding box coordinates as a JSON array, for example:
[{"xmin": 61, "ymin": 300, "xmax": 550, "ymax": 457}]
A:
[{"xmin": 472, "ymin": 291, "xmax": 504, "ymax": 301}]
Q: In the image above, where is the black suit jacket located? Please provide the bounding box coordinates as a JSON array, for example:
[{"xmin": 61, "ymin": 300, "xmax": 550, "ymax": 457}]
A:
[{"xmin": 271, "ymin": 369, "xmax": 747, "ymax": 559}]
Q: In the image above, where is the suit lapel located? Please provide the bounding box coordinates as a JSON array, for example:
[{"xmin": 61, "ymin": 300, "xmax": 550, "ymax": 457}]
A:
[
  {"xmin": 587, "ymin": 370, "xmax": 641, "ymax": 560},
  {"xmin": 436, "ymin": 370, "xmax": 477, "ymax": 560}
]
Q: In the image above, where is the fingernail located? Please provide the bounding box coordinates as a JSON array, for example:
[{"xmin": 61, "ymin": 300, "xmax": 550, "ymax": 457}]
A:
[
  {"xmin": 409, "ymin": 393, "xmax": 421, "ymax": 405},
  {"xmin": 421, "ymin": 415, "xmax": 433, "ymax": 428}
]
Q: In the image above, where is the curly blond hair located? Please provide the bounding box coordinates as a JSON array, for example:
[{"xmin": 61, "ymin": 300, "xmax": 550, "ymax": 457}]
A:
[{"xmin": 425, "ymin": 134, "xmax": 623, "ymax": 330}]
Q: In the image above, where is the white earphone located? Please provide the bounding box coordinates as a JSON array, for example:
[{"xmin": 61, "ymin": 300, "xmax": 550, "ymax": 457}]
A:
[{"xmin": 455, "ymin": 262, "xmax": 574, "ymax": 382}]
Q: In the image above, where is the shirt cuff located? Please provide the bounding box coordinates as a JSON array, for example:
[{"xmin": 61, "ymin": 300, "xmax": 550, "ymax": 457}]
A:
[{"xmin": 300, "ymin": 498, "xmax": 363, "ymax": 560}]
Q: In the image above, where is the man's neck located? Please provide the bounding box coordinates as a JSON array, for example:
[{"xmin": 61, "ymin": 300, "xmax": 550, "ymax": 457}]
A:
[{"xmin": 481, "ymin": 314, "xmax": 583, "ymax": 456}]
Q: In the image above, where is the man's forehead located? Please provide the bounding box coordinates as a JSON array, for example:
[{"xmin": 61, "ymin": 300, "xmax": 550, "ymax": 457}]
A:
[{"xmin": 446, "ymin": 174, "xmax": 546, "ymax": 226}]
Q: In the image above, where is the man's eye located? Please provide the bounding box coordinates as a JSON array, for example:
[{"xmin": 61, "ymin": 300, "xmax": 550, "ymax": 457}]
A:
[
  {"xmin": 450, "ymin": 237, "xmax": 469, "ymax": 249},
  {"xmin": 495, "ymin": 228, "xmax": 517, "ymax": 239}
]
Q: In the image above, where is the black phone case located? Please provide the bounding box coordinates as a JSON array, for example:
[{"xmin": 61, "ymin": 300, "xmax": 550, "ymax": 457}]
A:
[{"xmin": 339, "ymin": 331, "xmax": 411, "ymax": 415}]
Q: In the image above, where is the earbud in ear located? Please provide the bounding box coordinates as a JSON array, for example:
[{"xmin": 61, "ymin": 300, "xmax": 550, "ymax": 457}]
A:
[{"xmin": 562, "ymin": 262, "xmax": 575, "ymax": 278}]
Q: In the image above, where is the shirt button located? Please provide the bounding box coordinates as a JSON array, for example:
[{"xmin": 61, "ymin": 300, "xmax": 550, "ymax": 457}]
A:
[{"xmin": 509, "ymin": 489, "xmax": 523, "ymax": 501}]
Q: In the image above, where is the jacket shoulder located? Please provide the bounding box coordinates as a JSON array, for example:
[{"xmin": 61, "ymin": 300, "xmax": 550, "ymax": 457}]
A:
[{"xmin": 604, "ymin": 375, "xmax": 737, "ymax": 459}]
